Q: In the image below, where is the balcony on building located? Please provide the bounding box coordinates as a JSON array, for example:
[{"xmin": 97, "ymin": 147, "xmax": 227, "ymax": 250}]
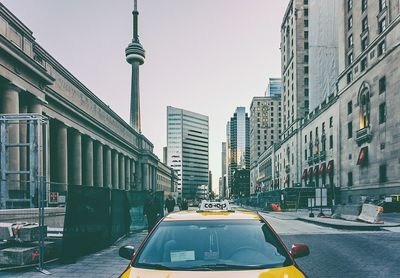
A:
[{"xmin": 356, "ymin": 126, "xmax": 372, "ymax": 146}]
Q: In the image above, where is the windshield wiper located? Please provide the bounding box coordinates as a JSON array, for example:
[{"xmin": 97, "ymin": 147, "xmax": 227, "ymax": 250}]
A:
[
  {"xmin": 136, "ymin": 263, "xmax": 173, "ymax": 270},
  {"xmin": 197, "ymin": 263, "xmax": 266, "ymax": 270}
]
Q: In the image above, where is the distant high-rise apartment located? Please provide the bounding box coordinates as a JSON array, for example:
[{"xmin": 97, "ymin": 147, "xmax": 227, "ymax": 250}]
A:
[
  {"xmin": 167, "ymin": 106, "xmax": 209, "ymax": 199},
  {"xmin": 249, "ymin": 91, "xmax": 281, "ymax": 194},
  {"xmin": 267, "ymin": 78, "xmax": 282, "ymax": 97},
  {"xmin": 220, "ymin": 142, "xmax": 227, "ymax": 198},
  {"xmin": 227, "ymin": 107, "xmax": 250, "ymax": 197}
]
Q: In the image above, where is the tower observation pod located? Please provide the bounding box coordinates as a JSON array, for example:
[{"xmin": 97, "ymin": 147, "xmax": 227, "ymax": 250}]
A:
[{"xmin": 125, "ymin": 0, "xmax": 145, "ymax": 132}]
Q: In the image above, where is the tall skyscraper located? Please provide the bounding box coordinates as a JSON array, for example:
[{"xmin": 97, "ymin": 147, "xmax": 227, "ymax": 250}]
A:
[
  {"xmin": 125, "ymin": 0, "xmax": 145, "ymax": 132},
  {"xmin": 227, "ymin": 107, "xmax": 250, "ymax": 197},
  {"xmin": 167, "ymin": 106, "xmax": 209, "ymax": 199},
  {"xmin": 281, "ymin": 0, "xmax": 309, "ymax": 134},
  {"xmin": 267, "ymin": 78, "xmax": 282, "ymax": 97}
]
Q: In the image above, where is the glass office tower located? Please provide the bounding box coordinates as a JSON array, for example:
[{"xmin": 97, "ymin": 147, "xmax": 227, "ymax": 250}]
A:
[{"xmin": 167, "ymin": 106, "xmax": 209, "ymax": 200}]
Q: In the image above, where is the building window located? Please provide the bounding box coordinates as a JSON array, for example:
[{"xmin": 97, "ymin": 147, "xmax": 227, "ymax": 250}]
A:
[
  {"xmin": 304, "ymin": 78, "xmax": 309, "ymax": 86},
  {"xmin": 348, "ymin": 100, "xmax": 352, "ymax": 114},
  {"xmin": 304, "ymin": 31, "xmax": 308, "ymax": 39},
  {"xmin": 329, "ymin": 117, "xmax": 333, "ymax": 128},
  {"xmin": 304, "ymin": 0, "xmax": 308, "ymax": 4},
  {"xmin": 379, "ymin": 164, "xmax": 387, "ymax": 183},
  {"xmin": 362, "ymin": 0, "xmax": 367, "ymax": 12},
  {"xmin": 347, "ymin": 122, "xmax": 353, "ymax": 139},
  {"xmin": 360, "ymin": 57, "xmax": 368, "ymax": 71},
  {"xmin": 304, "ymin": 9, "xmax": 308, "ymax": 16},
  {"xmin": 379, "ymin": 18, "xmax": 386, "ymax": 33},
  {"xmin": 305, "ymin": 100, "xmax": 309, "ymax": 110},
  {"xmin": 359, "ymin": 86, "xmax": 371, "ymax": 129},
  {"xmin": 304, "ymin": 55, "xmax": 309, "ymax": 63},
  {"xmin": 361, "ymin": 36, "xmax": 368, "ymax": 51},
  {"xmin": 305, "ymin": 89, "xmax": 309, "ymax": 96},
  {"xmin": 348, "ymin": 53, "xmax": 353, "ymax": 65},
  {"xmin": 379, "ymin": 102, "xmax": 386, "ymax": 124},
  {"xmin": 304, "ymin": 66, "xmax": 309, "ymax": 74},
  {"xmin": 329, "ymin": 135, "xmax": 333, "ymax": 149},
  {"xmin": 305, "ymin": 149, "xmax": 308, "ymax": 160},
  {"xmin": 379, "ymin": 0, "xmax": 386, "ymax": 12},
  {"xmin": 362, "ymin": 17, "xmax": 368, "ymax": 32},
  {"xmin": 348, "ymin": 16, "xmax": 353, "ymax": 30},
  {"xmin": 347, "ymin": 71, "xmax": 353, "ymax": 84},
  {"xmin": 379, "ymin": 76, "xmax": 386, "ymax": 94},
  {"xmin": 305, "ymin": 135, "xmax": 307, "ymax": 143},
  {"xmin": 348, "ymin": 172, "xmax": 353, "ymax": 186},
  {"xmin": 348, "ymin": 34, "xmax": 353, "ymax": 47},
  {"xmin": 378, "ymin": 40, "xmax": 386, "ymax": 56},
  {"xmin": 304, "ymin": 20, "xmax": 309, "ymax": 27},
  {"xmin": 347, "ymin": 0, "xmax": 353, "ymax": 11}
]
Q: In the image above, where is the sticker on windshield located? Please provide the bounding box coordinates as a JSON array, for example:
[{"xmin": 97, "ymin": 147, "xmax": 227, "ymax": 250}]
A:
[{"xmin": 170, "ymin": 250, "xmax": 195, "ymax": 262}]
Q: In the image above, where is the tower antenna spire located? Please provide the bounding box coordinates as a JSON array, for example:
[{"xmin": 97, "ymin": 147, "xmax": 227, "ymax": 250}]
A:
[{"xmin": 126, "ymin": 0, "xmax": 145, "ymax": 132}]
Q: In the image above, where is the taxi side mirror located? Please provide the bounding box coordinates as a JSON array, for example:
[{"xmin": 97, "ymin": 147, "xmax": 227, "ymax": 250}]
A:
[
  {"xmin": 119, "ymin": 245, "xmax": 135, "ymax": 260},
  {"xmin": 290, "ymin": 244, "xmax": 310, "ymax": 259}
]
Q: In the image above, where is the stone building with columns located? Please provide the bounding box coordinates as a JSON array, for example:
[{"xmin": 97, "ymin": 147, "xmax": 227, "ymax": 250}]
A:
[{"xmin": 0, "ymin": 3, "xmax": 175, "ymax": 205}]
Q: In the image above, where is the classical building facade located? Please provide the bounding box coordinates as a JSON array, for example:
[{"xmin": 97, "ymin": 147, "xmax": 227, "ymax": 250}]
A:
[
  {"xmin": 0, "ymin": 3, "xmax": 175, "ymax": 206},
  {"xmin": 249, "ymin": 0, "xmax": 400, "ymax": 205},
  {"xmin": 337, "ymin": 0, "xmax": 400, "ymax": 203}
]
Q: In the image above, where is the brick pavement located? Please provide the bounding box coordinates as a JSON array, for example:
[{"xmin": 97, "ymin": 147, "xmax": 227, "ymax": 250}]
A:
[{"xmin": 1, "ymin": 231, "xmax": 148, "ymax": 278}]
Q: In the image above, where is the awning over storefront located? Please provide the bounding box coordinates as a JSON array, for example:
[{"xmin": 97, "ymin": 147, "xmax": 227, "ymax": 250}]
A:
[
  {"xmin": 302, "ymin": 169, "xmax": 308, "ymax": 179},
  {"xmin": 319, "ymin": 163, "xmax": 326, "ymax": 175},
  {"xmin": 357, "ymin": 146, "xmax": 368, "ymax": 166},
  {"xmin": 327, "ymin": 160, "xmax": 334, "ymax": 173}
]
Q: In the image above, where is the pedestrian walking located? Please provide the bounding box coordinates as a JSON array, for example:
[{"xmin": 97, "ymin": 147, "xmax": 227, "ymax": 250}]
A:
[
  {"xmin": 181, "ymin": 198, "xmax": 188, "ymax": 210},
  {"xmin": 143, "ymin": 193, "xmax": 160, "ymax": 232},
  {"xmin": 165, "ymin": 194, "xmax": 176, "ymax": 213}
]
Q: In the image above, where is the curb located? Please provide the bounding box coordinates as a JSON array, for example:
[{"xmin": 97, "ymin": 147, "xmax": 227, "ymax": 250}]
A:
[{"xmin": 297, "ymin": 217, "xmax": 384, "ymax": 231}]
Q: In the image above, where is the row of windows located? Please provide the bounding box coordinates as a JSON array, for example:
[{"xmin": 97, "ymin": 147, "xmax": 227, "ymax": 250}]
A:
[
  {"xmin": 346, "ymin": 40, "xmax": 386, "ymax": 84},
  {"xmin": 347, "ymin": 164, "xmax": 387, "ymax": 186},
  {"xmin": 347, "ymin": 0, "xmax": 386, "ymax": 13}
]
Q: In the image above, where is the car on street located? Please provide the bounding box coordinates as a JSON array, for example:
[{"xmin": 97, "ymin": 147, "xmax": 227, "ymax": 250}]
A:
[{"xmin": 118, "ymin": 200, "xmax": 309, "ymax": 277}]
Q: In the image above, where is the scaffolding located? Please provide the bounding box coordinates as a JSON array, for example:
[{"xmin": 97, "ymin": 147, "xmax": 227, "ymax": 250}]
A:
[{"xmin": 0, "ymin": 113, "xmax": 49, "ymax": 273}]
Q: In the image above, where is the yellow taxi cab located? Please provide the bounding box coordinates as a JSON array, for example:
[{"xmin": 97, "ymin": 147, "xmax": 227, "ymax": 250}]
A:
[{"xmin": 119, "ymin": 200, "xmax": 309, "ymax": 277}]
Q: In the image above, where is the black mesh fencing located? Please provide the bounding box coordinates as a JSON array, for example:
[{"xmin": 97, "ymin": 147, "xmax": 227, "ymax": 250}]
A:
[
  {"xmin": 62, "ymin": 186, "xmax": 165, "ymax": 260},
  {"xmin": 62, "ymin": 185, "xmax": 111, "ymax": 260}
]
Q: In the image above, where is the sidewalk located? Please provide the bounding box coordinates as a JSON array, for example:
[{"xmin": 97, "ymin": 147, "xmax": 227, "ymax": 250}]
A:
[
  {"xmin": 1, "ymin": 231, "xmax": 148, "ymax": 278},
  {"xmin": 243, "ymin": 206, "xmax": 400, "ymax": 231}
]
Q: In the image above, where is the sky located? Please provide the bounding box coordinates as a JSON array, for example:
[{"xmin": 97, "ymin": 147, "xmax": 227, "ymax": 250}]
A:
[{"xmin": 3, "ymin": 0, "xmax": 289, "ymax": 194}]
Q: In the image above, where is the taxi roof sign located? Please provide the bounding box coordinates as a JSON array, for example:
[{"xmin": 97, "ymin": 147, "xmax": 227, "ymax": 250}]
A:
[{"xmin": 198, "ymin": 200, "xmax": 233, "ymax": 212}]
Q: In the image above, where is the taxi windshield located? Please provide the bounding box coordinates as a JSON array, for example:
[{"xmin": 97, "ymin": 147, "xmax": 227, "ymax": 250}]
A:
[{"xmin": 134, "ymin": 220, "xmax": 292, "ymax": 271}]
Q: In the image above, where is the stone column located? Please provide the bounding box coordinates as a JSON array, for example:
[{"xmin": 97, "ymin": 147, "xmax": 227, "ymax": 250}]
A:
[
  {"xmin": 111, "ymin": 150, "xmax": 119, "ymax": 189},
  {"xmin": 68, "ymin": 129, "xmax": 82, "ymax": 186},
  {"xmin": 119, "ymin": 153, "xmax": 125, "ymax": 190},
  {"xmin": 82, "ymin": 136, "xmax": 93, "ymax": 186},
  {"xmin": 93, "ymin": 141, "xmax": 103, "ymax": 187},
  {"xmin": 50, "ymin": 121, "xmax": 68, "ymax": 194},
  {"xmin": 103, "ymin": 146, "xmax": 111, "ymax": 188},
  {"xmin": 125, "ymin": 158, "xmax": 131, "ymax": 191},
  {"xmin": 142, "ymin": 163, "xmax": 148, "ymax": 191},
  {"xmin": 131, "ymin": 159, "xmax": 137, "ymax": 190},
  {"xmin": 0, "ymin": 83, "xmax": 20, "ymax": 194}
]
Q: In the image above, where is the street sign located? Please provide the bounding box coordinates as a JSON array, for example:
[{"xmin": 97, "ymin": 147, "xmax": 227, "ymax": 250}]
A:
[
  {"xmin": 315, "ymin": 188, "xmax": 327, "ymax": 207},
  {"xmin": 49, "ymin": 192, "xmax": 58, "ymax": 204}
]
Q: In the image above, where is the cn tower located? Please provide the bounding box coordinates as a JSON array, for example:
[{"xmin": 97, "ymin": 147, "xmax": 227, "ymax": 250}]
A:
[{"xmin": 125, "ymin": 0, "xmax": 145, "ymax": 132}]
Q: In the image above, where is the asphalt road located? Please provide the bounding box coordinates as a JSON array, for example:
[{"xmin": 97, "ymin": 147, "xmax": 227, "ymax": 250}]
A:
[{"xmin": 261, "ymin": 213, "xmax": 400, "ymax": 278}]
